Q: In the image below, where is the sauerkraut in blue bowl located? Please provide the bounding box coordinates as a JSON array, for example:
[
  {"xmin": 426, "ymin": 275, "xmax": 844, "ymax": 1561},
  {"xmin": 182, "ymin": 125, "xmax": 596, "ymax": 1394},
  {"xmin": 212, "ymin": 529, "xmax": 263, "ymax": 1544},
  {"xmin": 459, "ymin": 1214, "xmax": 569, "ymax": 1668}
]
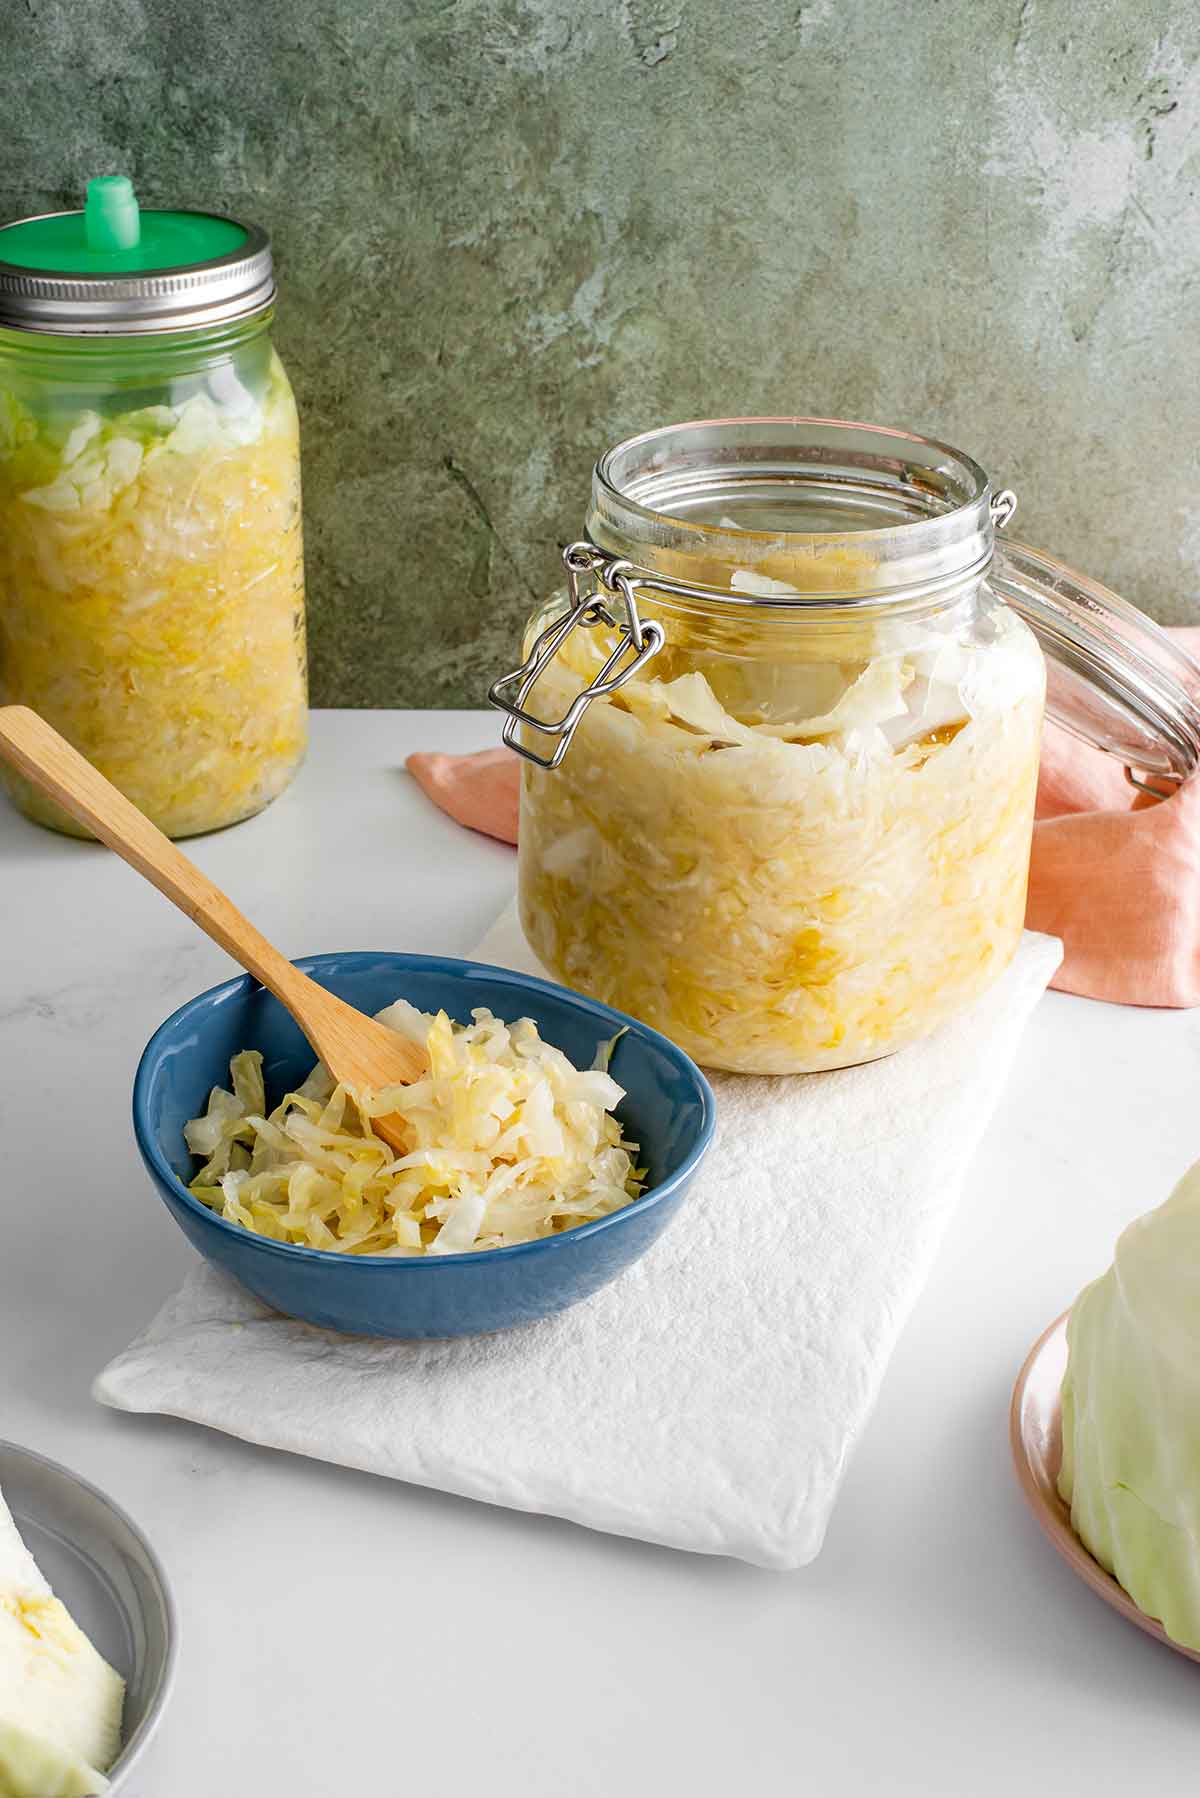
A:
[{"xmin": 133, "ymin": 952, "xmax": 715, "ymax": 1338}]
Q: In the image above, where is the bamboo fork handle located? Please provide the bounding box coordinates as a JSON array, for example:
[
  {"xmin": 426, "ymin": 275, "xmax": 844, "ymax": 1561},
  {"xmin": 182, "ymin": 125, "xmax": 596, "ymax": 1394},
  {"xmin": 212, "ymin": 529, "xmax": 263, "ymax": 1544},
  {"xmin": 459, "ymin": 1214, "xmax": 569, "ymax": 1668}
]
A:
[{"xmin": 0, "ymin": 705, "xmax": 311, "ymax": 1015}]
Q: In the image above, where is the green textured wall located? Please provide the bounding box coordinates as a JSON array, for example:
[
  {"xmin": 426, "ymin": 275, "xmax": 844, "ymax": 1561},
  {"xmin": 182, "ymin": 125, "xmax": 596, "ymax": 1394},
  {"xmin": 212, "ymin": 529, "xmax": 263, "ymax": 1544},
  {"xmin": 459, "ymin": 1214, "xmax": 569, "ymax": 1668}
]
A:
[{"xmin": 4, "ymin": 0, "xmax": 1200, "ymax": 706}]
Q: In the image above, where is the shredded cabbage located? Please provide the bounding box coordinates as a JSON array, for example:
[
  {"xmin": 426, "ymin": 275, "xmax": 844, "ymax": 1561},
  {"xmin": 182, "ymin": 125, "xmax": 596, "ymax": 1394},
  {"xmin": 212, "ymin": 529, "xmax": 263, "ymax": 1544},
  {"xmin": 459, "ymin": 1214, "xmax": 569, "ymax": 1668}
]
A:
[
  {"xmin": 185, "ymin": 1002, "xmax": 645, "ymax": 1255},
  {"xmin": 0, "ymin": 1479, "xmax": 123, "ymax": 1795},
  {"xmin": 518, "ymin": 589, "xmax": 1045, "ymax": 1074},
  {"xmin": 0, "ymin": 351, "xmax": 306, "ymax": 838},
  {"xmin": 0, "ymin": 1718, "xmax": 110, "ymax": 1797},
  {"xmin": 1058, "ymin": 1159, "xmax": 1200, "ymax": 1651}
]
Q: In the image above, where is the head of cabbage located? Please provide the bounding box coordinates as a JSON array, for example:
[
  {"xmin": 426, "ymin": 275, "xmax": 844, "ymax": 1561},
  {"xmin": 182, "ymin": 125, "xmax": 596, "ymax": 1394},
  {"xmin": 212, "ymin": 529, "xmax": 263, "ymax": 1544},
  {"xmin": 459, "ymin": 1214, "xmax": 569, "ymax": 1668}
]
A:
[{"xmin": 1059, "ymin": 1158, "xmax": 1200, "ymax": 1649}]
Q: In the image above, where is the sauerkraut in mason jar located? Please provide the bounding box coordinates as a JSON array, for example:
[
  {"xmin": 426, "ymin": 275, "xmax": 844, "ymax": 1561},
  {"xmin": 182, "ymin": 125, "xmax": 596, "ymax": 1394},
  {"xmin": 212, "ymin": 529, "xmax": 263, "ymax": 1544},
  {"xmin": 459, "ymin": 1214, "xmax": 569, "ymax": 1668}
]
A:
[
  {"xmin": 0, "ymin": 177, "xmax": 306, "ymax": 838},
  {"xmin": 491, "ymin": 418, "xmax": 1200, "ymax": 1075}
]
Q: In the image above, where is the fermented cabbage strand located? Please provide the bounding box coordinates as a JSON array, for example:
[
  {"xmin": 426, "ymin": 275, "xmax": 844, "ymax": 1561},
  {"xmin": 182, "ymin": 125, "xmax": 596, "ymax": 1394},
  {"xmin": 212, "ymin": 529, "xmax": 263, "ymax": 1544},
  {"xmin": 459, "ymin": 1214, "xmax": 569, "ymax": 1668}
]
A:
[
  {"xmin": 185, "ymin": 1001, "xmax": 645, "ymax": 1255},
  {"xmin": 0, "ymin": 350, "xmax": 306, "ymax": 837},
  {"xmin": 518, "ymin": 595, "xmax": 1045, "ymax": 1074}
]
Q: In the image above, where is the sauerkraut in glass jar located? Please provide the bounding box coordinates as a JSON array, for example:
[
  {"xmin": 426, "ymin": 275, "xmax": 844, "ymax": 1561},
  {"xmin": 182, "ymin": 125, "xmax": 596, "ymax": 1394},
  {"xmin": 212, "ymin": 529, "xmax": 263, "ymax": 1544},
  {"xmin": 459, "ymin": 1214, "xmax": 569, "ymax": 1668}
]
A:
[
  {"xmin": 491, "ymin": 418, "xmax": 1200, "ymax": 1075},
  {"xmin": 0, "ymin": 177, "xmax": 306, "ymax": 838}
]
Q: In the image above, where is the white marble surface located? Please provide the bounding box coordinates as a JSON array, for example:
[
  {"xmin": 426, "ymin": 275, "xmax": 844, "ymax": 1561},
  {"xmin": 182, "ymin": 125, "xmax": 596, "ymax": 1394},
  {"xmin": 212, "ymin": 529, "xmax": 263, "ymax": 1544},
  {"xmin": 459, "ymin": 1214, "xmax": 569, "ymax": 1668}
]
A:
[{"xmin": 3, "ymin": 709, "xmax": 1200, "ymax": 1796}]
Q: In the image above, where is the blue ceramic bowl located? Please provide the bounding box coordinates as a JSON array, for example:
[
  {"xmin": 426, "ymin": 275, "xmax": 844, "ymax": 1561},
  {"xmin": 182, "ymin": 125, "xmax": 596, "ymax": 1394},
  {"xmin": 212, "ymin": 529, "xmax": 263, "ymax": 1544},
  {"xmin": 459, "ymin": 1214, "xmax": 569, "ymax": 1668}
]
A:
[{"xmin": 133, "ymin": 952, "xmax": 715, "ymax": 1338}]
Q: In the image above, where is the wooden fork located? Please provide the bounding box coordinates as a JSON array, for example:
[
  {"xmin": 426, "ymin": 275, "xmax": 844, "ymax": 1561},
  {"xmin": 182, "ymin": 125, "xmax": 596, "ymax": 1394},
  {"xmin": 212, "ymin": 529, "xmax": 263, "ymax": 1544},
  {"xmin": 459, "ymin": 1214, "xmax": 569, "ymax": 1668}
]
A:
[{"xmin": 0, "ymin": 706, "xmax": 424, "ymax": 1152}]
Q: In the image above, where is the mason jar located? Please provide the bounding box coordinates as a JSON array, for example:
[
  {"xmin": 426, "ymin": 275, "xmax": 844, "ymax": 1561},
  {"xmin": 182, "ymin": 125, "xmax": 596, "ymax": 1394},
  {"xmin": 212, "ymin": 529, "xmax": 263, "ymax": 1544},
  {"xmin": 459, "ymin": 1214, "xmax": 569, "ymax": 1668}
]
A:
[
  {"xmin": 0, "ymin": 177, "xmax": 307, "ymax": 839},
  {"xmin": 491, "ymin": 418, "xmax": 1200, "ymax": 1075}
]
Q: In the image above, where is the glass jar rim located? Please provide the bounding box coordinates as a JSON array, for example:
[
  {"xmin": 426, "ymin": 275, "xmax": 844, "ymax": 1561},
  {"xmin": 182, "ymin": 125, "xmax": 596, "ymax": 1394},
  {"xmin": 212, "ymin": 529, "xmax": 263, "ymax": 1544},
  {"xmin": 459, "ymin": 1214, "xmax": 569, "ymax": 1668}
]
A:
[
  {"xmin": 588, "ymin": 416, "xmax": 998, "ymax": 607},
  {"xmin": 595, "ymin": 414, "xmax": 991, "ymax": 537}
]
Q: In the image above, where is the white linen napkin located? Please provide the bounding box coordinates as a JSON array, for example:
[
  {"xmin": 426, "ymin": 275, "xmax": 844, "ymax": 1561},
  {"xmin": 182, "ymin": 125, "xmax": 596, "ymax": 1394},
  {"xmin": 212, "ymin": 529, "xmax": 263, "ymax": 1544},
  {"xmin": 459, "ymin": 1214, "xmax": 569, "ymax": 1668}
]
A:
[{"xmin": 94, "ymin": 910, "xmax": 1062, "ymax": 1569}]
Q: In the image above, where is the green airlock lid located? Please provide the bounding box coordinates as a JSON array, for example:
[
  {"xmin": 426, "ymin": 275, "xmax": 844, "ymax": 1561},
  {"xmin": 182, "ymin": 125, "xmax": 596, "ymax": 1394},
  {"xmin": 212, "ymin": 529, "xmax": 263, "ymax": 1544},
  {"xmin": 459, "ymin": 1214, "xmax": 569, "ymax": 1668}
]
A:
[{"xmin": 0, "ymin": 176, "xmax": 273, "ymax": 335}]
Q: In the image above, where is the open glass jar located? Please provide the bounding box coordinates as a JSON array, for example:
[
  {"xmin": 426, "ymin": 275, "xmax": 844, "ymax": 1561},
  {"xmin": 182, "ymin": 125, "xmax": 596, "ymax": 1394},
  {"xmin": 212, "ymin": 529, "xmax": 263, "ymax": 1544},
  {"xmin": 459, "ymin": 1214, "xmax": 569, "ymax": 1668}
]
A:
[
  {"xmin": 0, "ymin": 178, "xmax": 307, "ymax": 838},
  {"xmin": 491, "ymin": 418, "xmax": 1200, "ymax": 1075}
]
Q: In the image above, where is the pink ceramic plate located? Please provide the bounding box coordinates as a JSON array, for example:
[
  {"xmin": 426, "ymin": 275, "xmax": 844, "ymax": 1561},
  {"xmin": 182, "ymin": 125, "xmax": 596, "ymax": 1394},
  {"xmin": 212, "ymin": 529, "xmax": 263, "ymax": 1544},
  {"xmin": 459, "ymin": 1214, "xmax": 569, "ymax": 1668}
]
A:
[{"xmin": 1010, "ymin": 1311, "xmax": 1200, "ymax": 1666}]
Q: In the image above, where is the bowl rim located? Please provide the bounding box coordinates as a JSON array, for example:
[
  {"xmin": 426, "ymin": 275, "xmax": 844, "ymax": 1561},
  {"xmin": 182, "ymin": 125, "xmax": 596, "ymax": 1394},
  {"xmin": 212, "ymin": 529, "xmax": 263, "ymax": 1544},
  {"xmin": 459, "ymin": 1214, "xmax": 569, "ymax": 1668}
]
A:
[
  {"xmin": 0, "ymin": 1437, "xmax": 179, "ymax": 1790},
  {"xmin": 132, "ymin": 951, "xmax": 717, "ymax": 1271}
]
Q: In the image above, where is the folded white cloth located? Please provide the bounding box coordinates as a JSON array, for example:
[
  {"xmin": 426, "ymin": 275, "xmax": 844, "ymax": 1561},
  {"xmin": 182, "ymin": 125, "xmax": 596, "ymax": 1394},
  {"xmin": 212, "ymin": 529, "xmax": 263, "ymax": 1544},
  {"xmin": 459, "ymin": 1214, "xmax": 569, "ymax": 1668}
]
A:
[{"xmin": 95, "ymin": 910, "xmax": 1062, "ymax": 1569}]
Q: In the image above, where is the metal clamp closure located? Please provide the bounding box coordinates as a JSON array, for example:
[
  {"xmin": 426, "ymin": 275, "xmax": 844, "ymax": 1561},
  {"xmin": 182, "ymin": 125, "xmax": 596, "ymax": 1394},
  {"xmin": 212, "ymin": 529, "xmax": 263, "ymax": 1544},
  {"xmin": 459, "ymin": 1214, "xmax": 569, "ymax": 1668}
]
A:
[
  {"xmin": 990, "ymin": 489, "xmax": 1018, "ymax": 530},
  {"xmin": 1124, "ymin": 766, "xmax": 1184, "ymax": 802},
  {"xmin": 488, "ymin": 541, "xmax": 665, "ymax": 769}
]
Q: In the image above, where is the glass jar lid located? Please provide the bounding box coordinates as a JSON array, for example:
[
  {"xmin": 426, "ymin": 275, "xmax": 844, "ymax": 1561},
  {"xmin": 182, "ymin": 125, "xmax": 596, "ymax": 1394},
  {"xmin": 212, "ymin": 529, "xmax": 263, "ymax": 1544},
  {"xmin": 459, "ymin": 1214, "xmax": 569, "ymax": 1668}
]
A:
[
  {"xmin": 991, "ymin": 538, "xmax": 1200, "ymax": 784},
  {"xmin": 490, "ymin": 416, "xmax": 1200, "ymax": 783},
  {"xmin": 0, "ymin": 176, "xmax": 273, "ymax": 335}
]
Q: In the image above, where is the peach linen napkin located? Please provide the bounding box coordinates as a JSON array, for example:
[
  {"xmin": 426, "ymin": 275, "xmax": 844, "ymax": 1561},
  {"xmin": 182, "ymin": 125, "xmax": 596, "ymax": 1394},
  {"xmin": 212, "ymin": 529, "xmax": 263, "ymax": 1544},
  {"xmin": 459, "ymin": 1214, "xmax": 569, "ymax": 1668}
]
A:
[{"xmin": 410, "ymin": 627, "xmax": 1200, "ymax": 1007}]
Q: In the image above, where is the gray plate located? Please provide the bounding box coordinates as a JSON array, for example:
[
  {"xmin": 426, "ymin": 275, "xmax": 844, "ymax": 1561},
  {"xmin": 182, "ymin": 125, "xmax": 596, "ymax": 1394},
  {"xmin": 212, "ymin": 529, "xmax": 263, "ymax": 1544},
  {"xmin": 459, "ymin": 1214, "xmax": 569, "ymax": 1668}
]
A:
[{"xmin": 0, "ymin": 1440, "xmax": 177, "ymax": 1792}]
